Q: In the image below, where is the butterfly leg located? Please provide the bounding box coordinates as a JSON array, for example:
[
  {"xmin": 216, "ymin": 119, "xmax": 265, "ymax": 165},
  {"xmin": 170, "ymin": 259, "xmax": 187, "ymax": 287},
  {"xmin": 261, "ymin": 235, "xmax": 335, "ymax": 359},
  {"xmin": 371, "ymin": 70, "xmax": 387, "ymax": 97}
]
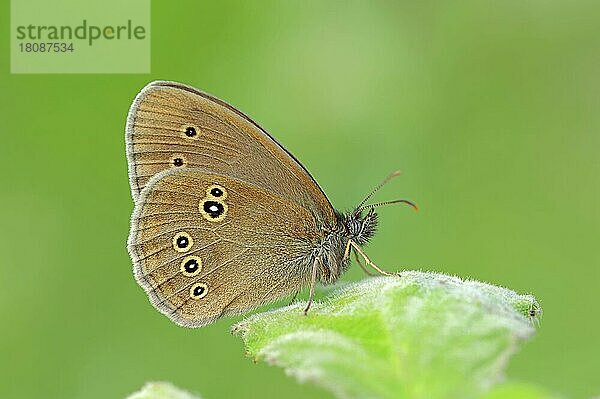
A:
[
  {"xmin": 342, "ymin": 238, "xmax": 352, "ymax": 261},
  {"xmin": 350, "ymin": 241, "xmax": 395, "ymax": 277},
  {"xmin": 354, "ymin": 249, "xmax": 375, "ymax": 276},
  {"xmin": 304, "ymin": 257, "xmax": 321, "ymax": 315},
  {"xmin": 288, "ymin": 290, "xmax": 300, "ymax": 306}
]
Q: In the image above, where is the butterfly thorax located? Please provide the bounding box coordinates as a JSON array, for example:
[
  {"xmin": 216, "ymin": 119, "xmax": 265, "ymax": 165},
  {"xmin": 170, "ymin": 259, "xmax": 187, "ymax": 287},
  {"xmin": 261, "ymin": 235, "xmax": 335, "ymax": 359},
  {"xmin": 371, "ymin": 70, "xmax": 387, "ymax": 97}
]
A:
[{"xmin": 314, "ymin": 209, "xmax": 378, "ymax": 284}]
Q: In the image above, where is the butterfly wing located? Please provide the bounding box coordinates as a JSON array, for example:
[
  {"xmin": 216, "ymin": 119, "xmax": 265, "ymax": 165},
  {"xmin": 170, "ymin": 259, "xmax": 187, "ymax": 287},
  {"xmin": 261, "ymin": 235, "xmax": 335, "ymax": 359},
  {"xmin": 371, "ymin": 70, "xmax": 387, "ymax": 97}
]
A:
[
  {"xmin": 126, "ymin": 81, "xmax": 336, "ymax": 226},
  {"xmin": 128, "ymin": 168, "xmax": 320, "ymax": 327}
]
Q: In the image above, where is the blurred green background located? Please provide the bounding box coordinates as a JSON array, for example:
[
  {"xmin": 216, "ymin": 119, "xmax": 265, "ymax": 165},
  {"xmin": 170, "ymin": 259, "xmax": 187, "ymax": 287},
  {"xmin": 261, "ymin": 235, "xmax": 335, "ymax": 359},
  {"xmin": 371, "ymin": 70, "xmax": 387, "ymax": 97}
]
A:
[{"xmin": 1, "ymin": 1, "xmax": 599, "ymax": 398}]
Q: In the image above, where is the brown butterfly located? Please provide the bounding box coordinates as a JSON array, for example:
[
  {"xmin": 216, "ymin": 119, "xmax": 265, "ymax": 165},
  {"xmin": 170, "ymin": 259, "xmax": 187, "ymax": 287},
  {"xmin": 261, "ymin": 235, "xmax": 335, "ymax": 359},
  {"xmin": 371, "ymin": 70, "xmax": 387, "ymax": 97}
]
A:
[{"xmin": 126, "ymin": 81, "xmax": 416, "ymax": 327}]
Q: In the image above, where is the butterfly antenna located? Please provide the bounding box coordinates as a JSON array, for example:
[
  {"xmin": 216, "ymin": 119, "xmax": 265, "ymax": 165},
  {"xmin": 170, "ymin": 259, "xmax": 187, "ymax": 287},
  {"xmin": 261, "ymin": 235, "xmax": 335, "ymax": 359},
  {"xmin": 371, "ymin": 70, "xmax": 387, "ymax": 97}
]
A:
[
  {"xmin": 356, "ymin": 170, "xmax": 402, "ymax": 210},
  {"xmin": 358, "ymin": 199, "xmax": 418, "ymax": 213}
]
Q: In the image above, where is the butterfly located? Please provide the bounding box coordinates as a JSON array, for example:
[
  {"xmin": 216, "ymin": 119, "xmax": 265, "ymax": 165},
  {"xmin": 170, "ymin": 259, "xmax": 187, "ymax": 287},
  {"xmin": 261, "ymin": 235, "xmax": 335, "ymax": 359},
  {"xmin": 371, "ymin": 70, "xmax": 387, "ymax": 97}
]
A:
[{"xmin": 126, "ymin": 81, "xmax": 416, "ymax": 327}]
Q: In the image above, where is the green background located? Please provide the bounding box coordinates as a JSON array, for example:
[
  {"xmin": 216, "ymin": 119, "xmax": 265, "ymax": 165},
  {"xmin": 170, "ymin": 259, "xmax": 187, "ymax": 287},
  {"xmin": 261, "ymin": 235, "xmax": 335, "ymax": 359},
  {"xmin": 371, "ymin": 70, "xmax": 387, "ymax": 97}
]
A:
[{"xmin": 1, "ymin": 1, "xmax": 598, "ymax": 398}]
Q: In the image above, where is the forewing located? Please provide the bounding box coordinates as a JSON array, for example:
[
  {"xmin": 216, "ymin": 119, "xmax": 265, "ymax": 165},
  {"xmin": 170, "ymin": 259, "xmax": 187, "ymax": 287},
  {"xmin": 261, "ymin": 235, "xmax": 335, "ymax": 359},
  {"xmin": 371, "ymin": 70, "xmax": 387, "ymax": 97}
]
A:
[
  {"xmin": 128, "ymin": 169, "xmax": 320, "ymax": 327},
  {"xmin": 125, "ymin": 81, "xmax": 336, "ymax": 226}
]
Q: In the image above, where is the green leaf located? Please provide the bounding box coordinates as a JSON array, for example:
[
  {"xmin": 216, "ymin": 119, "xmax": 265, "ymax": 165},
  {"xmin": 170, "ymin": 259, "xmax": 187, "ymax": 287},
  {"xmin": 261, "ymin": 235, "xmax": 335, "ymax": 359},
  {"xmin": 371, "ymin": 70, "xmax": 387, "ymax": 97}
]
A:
[
  {"xmin": 483, "ymin": 382, "xmax": 563, "ymax": 399},
  {"xmin": 232, "ymin": 271, "xmax": 543, "ymax": 399},
  {"xmin": 126, "ymin": 382, "xmax": 201, "ymax": 399}
]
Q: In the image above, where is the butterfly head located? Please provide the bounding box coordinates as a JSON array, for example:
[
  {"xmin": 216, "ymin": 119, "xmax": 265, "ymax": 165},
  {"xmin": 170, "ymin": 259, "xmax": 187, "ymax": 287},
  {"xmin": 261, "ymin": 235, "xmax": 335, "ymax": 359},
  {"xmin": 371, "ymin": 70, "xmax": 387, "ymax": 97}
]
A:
[
  {"xmin": 339, "ymin": 171, "xmax": 418, "ymax": 246},
  {"xmin": 340, "ymin": 208, "xmax": 379, "ymax": 246}
]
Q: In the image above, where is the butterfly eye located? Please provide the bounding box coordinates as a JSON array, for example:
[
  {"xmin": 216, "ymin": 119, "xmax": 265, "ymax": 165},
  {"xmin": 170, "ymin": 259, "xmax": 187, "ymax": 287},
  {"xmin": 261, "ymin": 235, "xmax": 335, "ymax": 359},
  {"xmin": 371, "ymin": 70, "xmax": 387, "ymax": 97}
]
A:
[
  {"xmin": 206, "ymin": 184, "xmax": 227, "ymax": 199},
  {"xmin": 190, "ymin": 282, "xmax": 208, "ymax": 299},
  {"xmin": 172, "ymin": 157, "xmax": 184, "ymax": 167},
  {"xmin": 200, "ymin": 199, "xmax": 228, "ymax": 222},
  {"xmin": 172, "ymin": 232, "xmax": 193, "ymax": 252},
  {"xmin": 180, "ymin": 256, "xmax": 202, "ymax": 277}
]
